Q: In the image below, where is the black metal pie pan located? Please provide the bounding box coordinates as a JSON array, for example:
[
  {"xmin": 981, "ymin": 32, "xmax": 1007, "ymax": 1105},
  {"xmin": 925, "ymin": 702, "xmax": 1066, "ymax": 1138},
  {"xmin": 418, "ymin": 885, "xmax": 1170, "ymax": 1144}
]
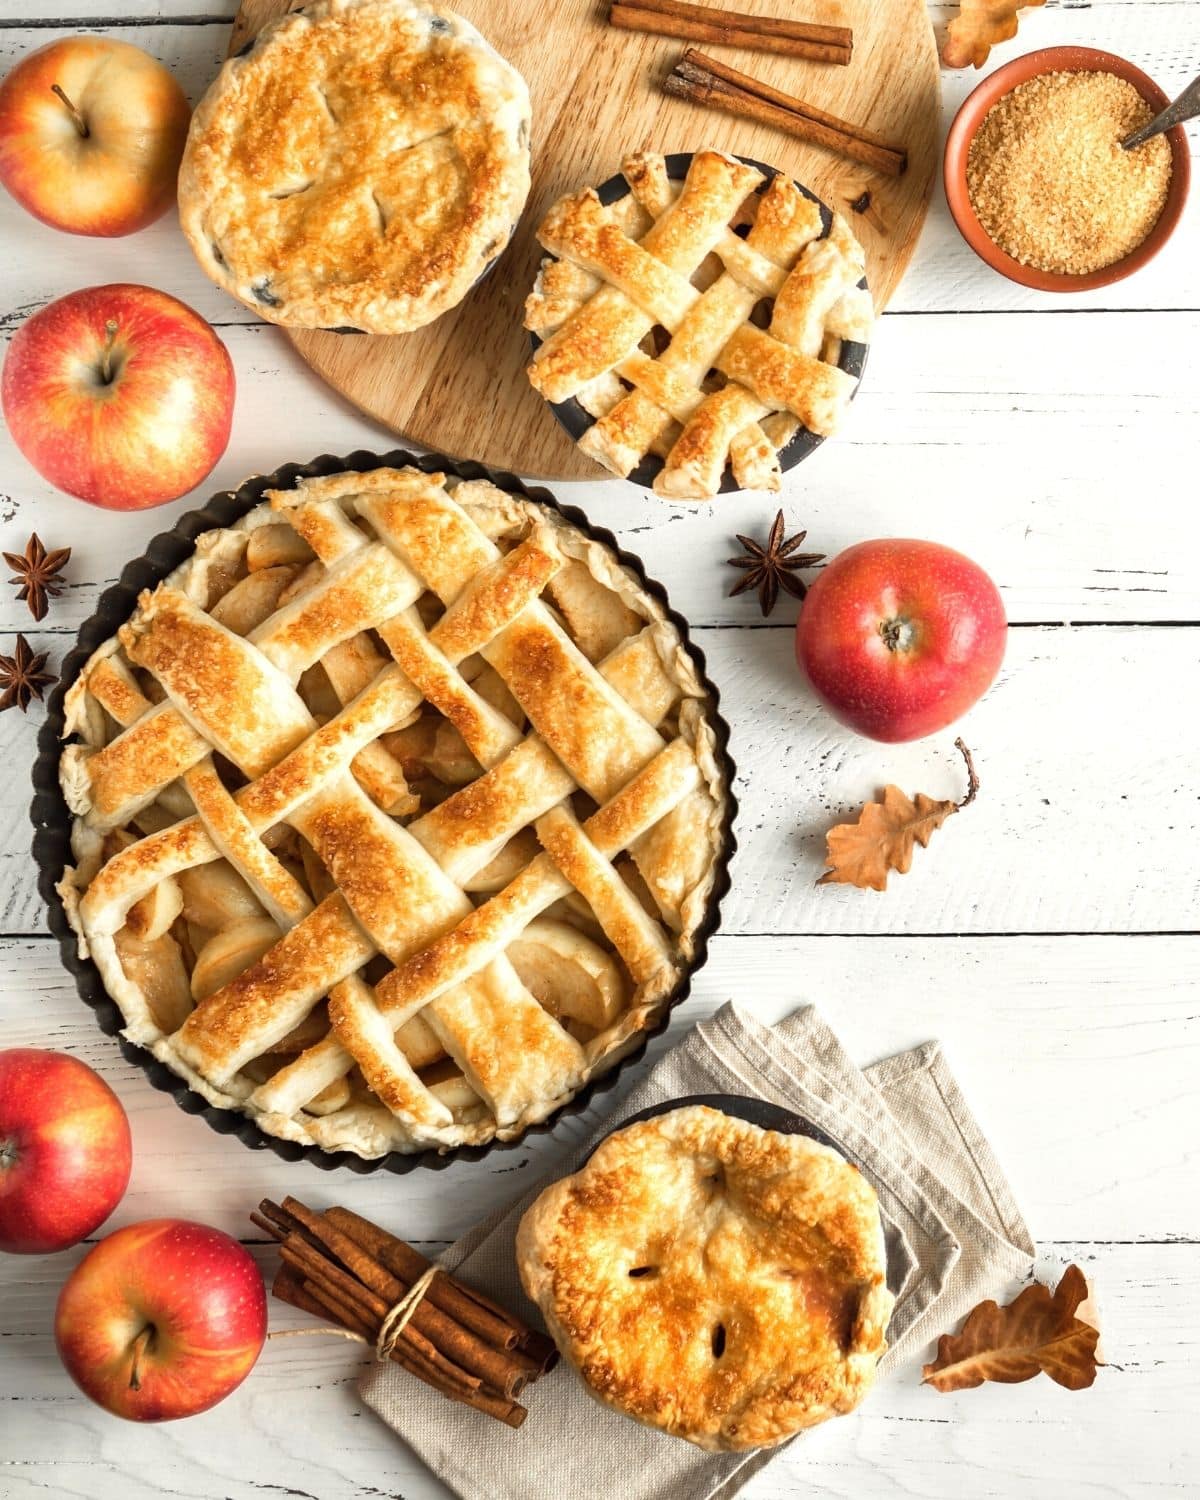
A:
[
  {"xmin": 531, "ymin": 151, "xmax": 870, "ymax": 496},
  {"xmin": 31, "ymin": 448, "xmax": 738, "ymax": 1176},
  {"xmin": 606, "ymin": 1094, "xmax": 843, "ymax": 1154}
]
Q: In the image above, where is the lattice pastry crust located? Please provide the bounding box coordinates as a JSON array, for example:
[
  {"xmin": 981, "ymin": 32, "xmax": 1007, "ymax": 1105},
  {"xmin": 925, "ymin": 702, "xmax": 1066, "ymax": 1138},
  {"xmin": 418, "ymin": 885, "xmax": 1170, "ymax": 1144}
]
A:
[
  {"xmin": 518, "ymin": 1106, "xmax": 893, "ymax": 1451},
  {"xmin": 179, "ymin": 0, "xmax": 531, "ymax": 334},
  {"xmin": 526, "ymin": 149, "xmax": 873, "ymax": 500},
  {"xmin": 58, "ymin": 469, "xmax": 729, "ymax": 1159}
]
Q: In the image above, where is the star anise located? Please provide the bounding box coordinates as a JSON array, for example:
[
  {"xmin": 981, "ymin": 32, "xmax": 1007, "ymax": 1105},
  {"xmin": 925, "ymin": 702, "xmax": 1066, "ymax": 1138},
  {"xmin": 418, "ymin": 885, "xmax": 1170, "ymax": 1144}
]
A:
[
  {"xmin": 727, "ymin": 510, "xmax": 825, "ymax": 617},
  {"xmin": 0, "ymin": 634, "xmax": 55, "ymax": 712},
  {"xmin": 4, "ymin": 534, "xmax": 71, "ymax": 622}
]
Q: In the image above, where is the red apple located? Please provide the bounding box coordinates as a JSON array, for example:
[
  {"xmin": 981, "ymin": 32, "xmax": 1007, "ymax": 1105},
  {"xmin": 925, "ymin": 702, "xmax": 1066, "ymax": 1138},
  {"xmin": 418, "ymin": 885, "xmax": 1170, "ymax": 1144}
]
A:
[
  {"xmin": 0, "ymin": 1048, "xmax": 131, "ymax": 1254},
  {"xmin": 55, "ymin": 1218, "xmax": 267, "ymax": 1421},
  {"xmin": 2, "ymin": 284, "xmax": 234, "ymax": 509},
  {"xmin": 0, "ymin": 37, "xmax": 190, "ymax": 237},
  {"xmin": 795, "ymin": 538, "xmax": 1006, "ymax": 742}
]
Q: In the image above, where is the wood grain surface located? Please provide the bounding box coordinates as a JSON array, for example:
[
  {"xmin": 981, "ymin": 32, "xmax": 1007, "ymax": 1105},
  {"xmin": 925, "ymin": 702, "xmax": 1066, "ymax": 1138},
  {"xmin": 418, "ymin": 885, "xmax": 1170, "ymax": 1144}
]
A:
[{"xmin": 229, "ymin": 0, "xmax": 940, "ymax": 478}]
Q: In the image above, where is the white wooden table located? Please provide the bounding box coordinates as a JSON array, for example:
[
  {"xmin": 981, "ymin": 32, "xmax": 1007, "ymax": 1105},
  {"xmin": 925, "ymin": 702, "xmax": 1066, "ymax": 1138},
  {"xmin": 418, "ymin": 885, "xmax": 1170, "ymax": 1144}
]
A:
[{"xmin": 2, "ymin": 3, "xmax": 1198, "ymax": 1496}]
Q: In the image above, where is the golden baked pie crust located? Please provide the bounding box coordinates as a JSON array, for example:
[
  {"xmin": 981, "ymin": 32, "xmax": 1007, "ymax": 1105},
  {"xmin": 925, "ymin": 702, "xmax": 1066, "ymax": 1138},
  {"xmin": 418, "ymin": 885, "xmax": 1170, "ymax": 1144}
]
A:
[
  {"xmin": 525, "ymin": 149, "xmax": 873, "ymax": 500},
  {"xmin": 58, "ymin": 470, "xmax": 727, "ymax": 1160},
  {"xmin": 517, "ymin": 1105, "xmax": 894, "ymax": 1450},
  {"xmin": 179, "ymin": 0, "xmax": 531, "ymax": 333}
]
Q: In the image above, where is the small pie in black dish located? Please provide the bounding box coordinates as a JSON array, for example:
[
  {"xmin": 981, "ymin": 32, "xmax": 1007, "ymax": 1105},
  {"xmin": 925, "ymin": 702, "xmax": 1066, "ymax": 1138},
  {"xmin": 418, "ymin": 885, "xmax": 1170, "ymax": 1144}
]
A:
[{"xmin": 525, "ymin": 148, "xmax": 871, "ymax": 500}]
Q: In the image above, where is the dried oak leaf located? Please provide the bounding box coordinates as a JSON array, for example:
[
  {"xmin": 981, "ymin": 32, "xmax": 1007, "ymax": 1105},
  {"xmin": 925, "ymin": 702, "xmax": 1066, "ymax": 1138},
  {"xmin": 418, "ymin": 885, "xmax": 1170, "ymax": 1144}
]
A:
[
  {"xmin": 943, "ymin": 0, "xmax": 1046, "ymax": 69},
  {"xmin": 924, "ymin": 1264, "xmax": 1103, "ymax": 1392},
  {"xmin": 819, "ymin": 740, "xmax": 978, "ymax": 891}
]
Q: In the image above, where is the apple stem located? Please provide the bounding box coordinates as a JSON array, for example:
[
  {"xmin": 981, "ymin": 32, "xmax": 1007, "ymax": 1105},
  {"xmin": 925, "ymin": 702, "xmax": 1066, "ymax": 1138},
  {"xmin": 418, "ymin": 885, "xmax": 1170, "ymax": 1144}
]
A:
[
  {"xmin": 50, "ymin": 84, "xmax": 89, "ymax": 139},
  {"xmin": 0, "ymin": 1138, "xmax": 15, "ymax": 1171},
  {"xmin": 879, "ymin": 618, "xmax": 910, "ymax": 653},
  {"xmin": 99, "ymin": 321, "xmax": 119, "ymax": 385},
  {"xmin": 954, "ymin": 738, "xmax": 980, "ymax": 809},
  {"xmin": 128, "ymin": 1325, "xmax": 154, "ymax": 1392}
]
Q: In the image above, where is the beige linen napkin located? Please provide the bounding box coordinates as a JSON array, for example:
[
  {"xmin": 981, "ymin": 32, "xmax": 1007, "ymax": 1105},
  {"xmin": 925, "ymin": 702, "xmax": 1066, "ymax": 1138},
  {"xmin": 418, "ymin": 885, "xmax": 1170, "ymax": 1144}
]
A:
[{"xmin": 360, "ymin": 1003, "xmax": 1035, "ymax": 1500}]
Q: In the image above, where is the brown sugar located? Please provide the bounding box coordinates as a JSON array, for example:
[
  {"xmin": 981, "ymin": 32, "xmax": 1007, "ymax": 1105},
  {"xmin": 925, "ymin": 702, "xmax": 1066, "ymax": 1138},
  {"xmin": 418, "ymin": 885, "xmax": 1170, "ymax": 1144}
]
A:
[{"xmin": 966, "ymin": 70, "xmax": 1172, "ymax": 275}]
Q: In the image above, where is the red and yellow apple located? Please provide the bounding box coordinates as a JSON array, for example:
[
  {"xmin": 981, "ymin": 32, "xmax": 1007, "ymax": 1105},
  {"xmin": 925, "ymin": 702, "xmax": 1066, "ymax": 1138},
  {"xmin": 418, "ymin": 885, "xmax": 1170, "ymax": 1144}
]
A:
[
  {"xmin": 796, "ymin": 539, "xmax": 1006, "ymax": 742},
  {"xmin": 0, "ymin": 1048, "xmax": 131, "ymax": 1255},
  {"xmin": 2, "ymin": 283, "xmax": 235, "ymax": 509},
  {"xmin": 0, "ymin": 37, "xmax": 190, "ymax": 237},
  {"xmin": 55, "ymin": 1218, "xmax": 267, "ymax": 1421}
]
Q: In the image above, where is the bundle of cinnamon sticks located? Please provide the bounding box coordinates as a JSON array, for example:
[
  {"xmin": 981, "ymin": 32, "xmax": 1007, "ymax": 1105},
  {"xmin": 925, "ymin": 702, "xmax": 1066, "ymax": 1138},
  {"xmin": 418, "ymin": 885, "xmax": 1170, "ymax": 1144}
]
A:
[
  {"xmin": 610, "ymin": 0, "xmax": 852, "ymax": 66},
  {"xmin": 252, "ymin": 1197, "xmax": 557, "ymax": 1429}
]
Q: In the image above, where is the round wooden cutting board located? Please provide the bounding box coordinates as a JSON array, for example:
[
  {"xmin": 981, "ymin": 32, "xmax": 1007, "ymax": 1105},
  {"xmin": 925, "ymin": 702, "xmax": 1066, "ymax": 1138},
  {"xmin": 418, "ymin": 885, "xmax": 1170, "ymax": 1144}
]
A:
[{"xmin": 230, "ymin": 0, "xmax": 940, "ymax": 479}]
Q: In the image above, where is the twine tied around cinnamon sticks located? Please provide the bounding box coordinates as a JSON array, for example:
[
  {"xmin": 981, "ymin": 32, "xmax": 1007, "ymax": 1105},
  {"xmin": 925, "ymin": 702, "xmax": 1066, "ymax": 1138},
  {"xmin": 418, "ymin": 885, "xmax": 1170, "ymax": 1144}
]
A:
[
  {"xmin": 252, "ymin": 1198, "xmax": 558, "ymax": 1429},
  {"xmin": 272, "ymin": 1262, "xmax": 443, "ymax": 1359},
  {"xmin": 375, "ymin": 1264, "xmax": 441, "ymax": 1360}
]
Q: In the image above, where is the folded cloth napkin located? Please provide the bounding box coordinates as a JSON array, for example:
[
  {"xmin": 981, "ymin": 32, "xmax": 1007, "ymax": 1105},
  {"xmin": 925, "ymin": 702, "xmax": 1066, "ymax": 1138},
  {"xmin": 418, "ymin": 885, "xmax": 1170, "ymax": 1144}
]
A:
[{"xmin": 360, "ymin": 1003, "xmax": 1035, "ymax": 1500}]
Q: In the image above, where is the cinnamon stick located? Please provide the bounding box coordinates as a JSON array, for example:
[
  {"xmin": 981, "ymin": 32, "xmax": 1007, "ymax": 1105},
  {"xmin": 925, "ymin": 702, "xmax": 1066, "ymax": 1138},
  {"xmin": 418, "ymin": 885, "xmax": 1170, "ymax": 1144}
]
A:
[
  {"xmin": 275, "ymin": 1264, "xmax": 360, "ymax": 1329},
  {"xmin": 279, "ymin": 1199, "xmax": 530, "ymax": 1398},
  {"xmin": 515, "ymin": 1327, "xmax": 561, "ymax": 1375},
  {"xmin": 322, "ymin": 1206, "xmax": 560, "ymax": 1375},
  {"xmin": 257, "ymin": 1199, "xmax": 551, "ymax": 1428},
  {"xmin": 622, "ymin": 0, "xmax": 850, "ymax": 45},
  {"xmin": 325, "ymin": 1206, "xmax": 524, "ymax": 1350},
  {"xmin": 301, "ymin": 1275, "xmax": 376, "ymax": 1342},
  {"xmin": 610, "ymin": 0, "xmax": 851, "ymax": 64},
  {"xmin": 692, "ymin": 49, "xmax": 905, "ymax": 153},
  {"xmin": 271, "ymin": 1266, "xmax": 528, "ymax": 1429},
  {"xmin": 280, "ymin": 1236, "xmax": 475, "ymax": 1387},
  {"xmin": 667, "ymin": 49, "xmax": 907, "ymax": 177}
]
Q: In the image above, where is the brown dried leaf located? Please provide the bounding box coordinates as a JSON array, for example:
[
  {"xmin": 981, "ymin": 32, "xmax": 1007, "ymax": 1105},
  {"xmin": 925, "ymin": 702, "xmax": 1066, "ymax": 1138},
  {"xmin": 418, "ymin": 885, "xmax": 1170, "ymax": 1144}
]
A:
[
  {"xmin": 943, "ymin": 0, "xmax": 1046, "ymax": 69},
  {"xmin": 820, "ymin": 786, "xmax": 957, "ymax": 891},
  {"xmin": 819, "ymin": 741, "xmax": 978, "ymax": 892},
  {"xmin": 924, "ymin": 1265, "xmax": 1102, "ymax": 1393}
]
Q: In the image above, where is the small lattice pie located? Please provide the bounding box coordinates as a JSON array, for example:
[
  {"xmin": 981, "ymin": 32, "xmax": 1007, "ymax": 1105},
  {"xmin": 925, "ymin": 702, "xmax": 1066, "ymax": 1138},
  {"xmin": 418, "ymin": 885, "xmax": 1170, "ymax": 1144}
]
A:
[
  {"xmin": 179, "ymin": 0, "xmax": 531, "ymax": 334},
  {"xmin": 517, "ymin": 1105, "xmax": 893, "ymax": 1451},
  {"xmin": 57, "ymin": 468, "xmax": 729, "ymax": 1160},
  {"xmin": 525, "ymin": 149, "xmax": 873, "ymax": 500}
]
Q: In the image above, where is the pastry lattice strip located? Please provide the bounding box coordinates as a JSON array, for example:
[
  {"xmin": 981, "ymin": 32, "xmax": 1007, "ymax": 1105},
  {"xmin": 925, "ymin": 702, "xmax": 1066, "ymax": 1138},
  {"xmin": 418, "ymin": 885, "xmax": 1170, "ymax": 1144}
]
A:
[
  {"xmin": 527, "ymin": 149, "xmax": 872, "ymax": 499},
  {"xmin": 69, "ymin": 469, "xmax": 707, "ymax": 1150}
]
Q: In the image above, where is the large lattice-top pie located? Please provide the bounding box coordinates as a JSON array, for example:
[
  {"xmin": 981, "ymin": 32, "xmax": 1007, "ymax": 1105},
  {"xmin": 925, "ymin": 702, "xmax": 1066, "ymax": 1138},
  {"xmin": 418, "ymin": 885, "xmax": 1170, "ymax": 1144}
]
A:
[
  {"xmin": 179, "ymin": 0, "xmax": 531, "ymax": 334},
  {"xmin": 58, "ymin": 467, "xmax": 729, "ymax": 1159},
  {"xmin": 526, "ymin": 149, "xmax": 873, "ymax": 500}
]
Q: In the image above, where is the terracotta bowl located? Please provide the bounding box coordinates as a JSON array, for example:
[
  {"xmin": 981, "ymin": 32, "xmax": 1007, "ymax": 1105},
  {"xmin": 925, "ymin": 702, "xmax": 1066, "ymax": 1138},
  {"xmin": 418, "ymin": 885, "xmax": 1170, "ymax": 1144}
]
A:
[{"xmin": 944, "ymin": 46, "xmax": 1191, "ymax": 292}]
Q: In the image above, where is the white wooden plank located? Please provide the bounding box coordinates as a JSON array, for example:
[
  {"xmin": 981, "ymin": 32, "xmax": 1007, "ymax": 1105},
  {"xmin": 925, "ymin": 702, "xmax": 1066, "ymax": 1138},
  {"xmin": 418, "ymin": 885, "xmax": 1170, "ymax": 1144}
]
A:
[
  {"xmin": 1, "ymin": 932, "xmax": 1196, "ymax": 1494},
  {"xmin": 1, "ymin": 4, "xmax": 1197, "ymax": 341},
  {"xmin": 0, "ymin": 7, "xmax": 237, "ymax": 21},
  {"xmin": 6, "ymin": 623, "xmax": 1199, "ymax": 934},
  {"xmin": 0, "ymin": 933, "xmax": 1195, "ymax": 1241},
  {"xmin": 0, "ymin": 930, "xmax": 1188, "ymax": 1500},
  {"xmin": 1, "ymin": 314, "xmax": 1198, "ymax": 636},
  {"xmin": 5, "ymin": 1243, "xmax": 1190, "ymax": 1500},
  {"xmin": 717, "ymin": 623, "xmax": 1200, "ymax": 936},
  {"xmin": 0, "ymin": 1242, "xmax": 1193, "ymax": 1500}
]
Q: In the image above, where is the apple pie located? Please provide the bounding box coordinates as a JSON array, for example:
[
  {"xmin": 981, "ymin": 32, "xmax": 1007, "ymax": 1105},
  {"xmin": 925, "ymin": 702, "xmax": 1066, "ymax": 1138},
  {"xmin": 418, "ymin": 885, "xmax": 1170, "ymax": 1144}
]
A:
[
  {"xmin": 525, "ymin": 149, "xmax": 873, "ymax": 500},
  {"xmin": 517, "ymin": 1104, "xmax": 893, "ymax": 1450},
  {"xmin": 179, "ymin": 0, "xmax": 531, "ymax": 334},
  {"xmin": 57, "ymin": 466, "xmax": 730, "ymax": 1160}
]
